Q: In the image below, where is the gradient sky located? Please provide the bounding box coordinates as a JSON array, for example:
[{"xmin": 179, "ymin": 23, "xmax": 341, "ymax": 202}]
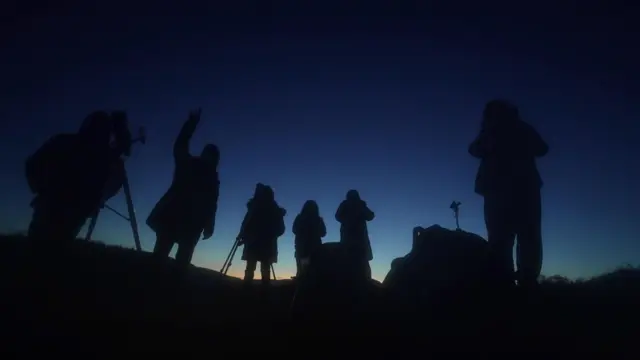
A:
[{"xmin": 2, "ymin": 3, "xmax": 639, "ymax": 281}]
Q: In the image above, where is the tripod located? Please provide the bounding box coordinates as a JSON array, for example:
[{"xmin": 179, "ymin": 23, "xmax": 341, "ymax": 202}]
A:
[
  {"xmin": 450, "ymin": 201, "xmax": 462, "ymax": 230},
  {"xmin": 84, "ymin": 128, "xmax": 146, "ymax": 251},
  {"xmin": 221, "ymin": 237, "xmax": 277, "ymax": 280}
]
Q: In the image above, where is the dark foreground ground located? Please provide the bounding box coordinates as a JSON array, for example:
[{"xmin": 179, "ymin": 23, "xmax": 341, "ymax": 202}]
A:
[{"xmin": 0, "ymin": 234, "xmax": 638, "ymax": 354}]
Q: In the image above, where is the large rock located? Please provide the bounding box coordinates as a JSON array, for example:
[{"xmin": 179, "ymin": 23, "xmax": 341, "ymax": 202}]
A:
[
  {"xmin": 383, "ymin": 225, "xmax": 495, "ymax": 313},
  {"xmin": 289, "ymin": 242, "xmax": 382, "ymax": 325}
]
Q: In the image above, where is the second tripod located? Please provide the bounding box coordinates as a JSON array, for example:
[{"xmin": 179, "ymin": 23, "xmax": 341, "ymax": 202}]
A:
[{"xmin": 221, "ymin": 237, "xmax": 277, "ymax": 280}]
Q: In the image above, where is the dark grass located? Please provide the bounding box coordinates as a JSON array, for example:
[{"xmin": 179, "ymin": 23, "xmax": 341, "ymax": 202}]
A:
[{"xmin": 0, "ymin": 234, "xmax": 638, "ymax": 353}]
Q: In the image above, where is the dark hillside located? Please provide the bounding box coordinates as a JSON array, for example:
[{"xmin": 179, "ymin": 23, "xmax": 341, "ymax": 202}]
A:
[{"xmin": 0, "ymin": 234, "xmax": 639, "ymax": 352}]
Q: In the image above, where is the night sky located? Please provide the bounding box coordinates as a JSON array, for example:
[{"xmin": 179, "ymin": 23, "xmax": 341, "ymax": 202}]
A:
[{"xmin": 2, "ymin": 3, "xmax": 639, "ymax": 281}]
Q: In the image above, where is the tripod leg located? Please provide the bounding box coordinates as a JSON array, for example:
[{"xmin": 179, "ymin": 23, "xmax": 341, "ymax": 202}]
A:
[
  {"xmin": 228, "ymin": 241, "xmax": 239, "ymax": 273},
  {"xmin": 122, "ymin": 171, "xmax": 142, "ymax": 252},
  {"xmin": 221, "ymin": 240, "xmax": 232, "ymax": 273},
  {"xmin": 221, "ymin": 238, "xmax": 239, "ymax": 275},
  {"xmin": 85, "ymin": 211, "xmax": 100, "ymax": 241},
  {"xmin": 271, "ymin": 264, "xmax": 276, "ymax": 281}
]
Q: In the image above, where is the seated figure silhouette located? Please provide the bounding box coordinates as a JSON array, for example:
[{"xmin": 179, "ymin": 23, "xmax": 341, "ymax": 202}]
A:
[
  {"xmin": 147, "ymin": 109, "xmax": 220, "ymax": 271},
  {"xmin": 335, "ymin": 189, "xmax": 375, "ymax": 281},
  {"xmin": 237, "ymin": 184, "xmax": 286, "ymax": 286},
  {"xmin": 292, "ymin": 200, "xmax": 327, "ymax": 277},
  {"xmin": 25, "ymin": 111, "xmax": 131, "ymax": 247},
  {"xmin": 469, "ymin": 99, "xmax": 549, "ymax": 290}
]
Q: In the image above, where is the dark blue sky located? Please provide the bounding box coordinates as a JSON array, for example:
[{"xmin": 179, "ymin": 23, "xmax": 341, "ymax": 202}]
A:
[{"xmin": 2, "ymin": 2, "xmax": 639, "ymax": 280}]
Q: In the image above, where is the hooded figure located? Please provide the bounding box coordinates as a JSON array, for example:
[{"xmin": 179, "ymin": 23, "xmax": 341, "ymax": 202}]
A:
[
  {"xmin": 292, "ymin": 200, "xmax": 327, "ymax": 276},
  {"xmin": 469, "ymin": 99, "xmax": 548, "ymax": 290},
  {"xmin": 237, "ymin": 184, "xmax": 286, "ymax": 285},
  {"xmin": 147, "ymin": 110, "xmax": 220, "ymax": 270},
  {"xmin": 335, "ymin": 189, "xmax": 375, "ymax": 280},
  {"xmin": 26, "ymin": 111, "xmax": 125, "ymax": 246}
]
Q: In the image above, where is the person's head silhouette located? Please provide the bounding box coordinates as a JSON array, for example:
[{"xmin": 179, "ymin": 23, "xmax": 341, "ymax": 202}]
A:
[{"xmin": 483, "ymin": 99, "xmax": 519, "ymax": 129}]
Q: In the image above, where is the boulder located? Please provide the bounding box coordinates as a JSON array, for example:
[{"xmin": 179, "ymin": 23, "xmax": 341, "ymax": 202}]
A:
[
  {"xmin": 383, "ymin": 225, "xmax": 495, "ymax": 313},
  {"xmin": 289, "ymin": 242, "xmax": 382, "ymax": 325}
]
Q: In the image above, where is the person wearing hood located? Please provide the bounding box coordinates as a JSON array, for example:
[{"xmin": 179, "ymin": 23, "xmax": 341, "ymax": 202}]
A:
[
  {"xmin": 469, "ymin": 99, "xmax": 548, "ymax": 290},
  {"xmin": 147, "ymin": 109, "xmax": 220, "ymax": 271},
  {"xmin": 335, "ymin": 189, "xmax": 375, "ymax": 280},
  {"xmin": 292, "ymin": 200, "xmax": 326, "ymax": 277},
  {"xmin": 26, "ymin": 110, "xmax": 129, "ymax": 247},
  {"xmin": 237, "ymin": 183, "xmax": 286, "ymax": 286}
]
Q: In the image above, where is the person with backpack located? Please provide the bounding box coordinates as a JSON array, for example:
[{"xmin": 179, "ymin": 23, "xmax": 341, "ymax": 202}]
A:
[
  {"xmin": 146, "ymin": 109, "xmax": 220, "ymax": 272},
  {"xmin": 25, "ymin": 111, "xmax": 131, "ymax": 248},
  {"xmin": 292, "ymin": 200, "xmax": 327, "ymax": 277},
  {"xmin": 237, "ymin": 184, "xmax": 286, "ymax": 286},
  {"xmin": 469, "ymin": 99, "xmax": 549, "ymax": 290}
]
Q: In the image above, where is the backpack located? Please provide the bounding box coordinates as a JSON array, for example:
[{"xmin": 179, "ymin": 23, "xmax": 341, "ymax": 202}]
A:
[{"xmin": 25, "ymin": 134, "xmax": 74, "ymax": 195}]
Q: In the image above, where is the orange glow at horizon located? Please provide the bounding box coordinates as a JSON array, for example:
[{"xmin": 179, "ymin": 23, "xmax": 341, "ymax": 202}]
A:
[{"xmin": 201, "ymin": 263, "xmax": 297, "ymax": 280}]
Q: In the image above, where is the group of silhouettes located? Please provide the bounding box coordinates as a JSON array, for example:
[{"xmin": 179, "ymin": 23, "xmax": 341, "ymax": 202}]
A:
[
  {"xmin": 23, "ymin": 109, "xmax": 377, "ymax": 285},
  {"xmin": 24, "ymin": 99, "xmax": 548, "ymax": 290}
]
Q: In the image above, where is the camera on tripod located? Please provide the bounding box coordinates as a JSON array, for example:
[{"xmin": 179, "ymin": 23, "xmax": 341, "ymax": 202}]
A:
[
  {"xmin": 110, "ymin": 111, "xmax": 146, "ymax": 158},
  {"xmin": 85, "ymin": 110, "xmax": 147, "ymax": 252}
]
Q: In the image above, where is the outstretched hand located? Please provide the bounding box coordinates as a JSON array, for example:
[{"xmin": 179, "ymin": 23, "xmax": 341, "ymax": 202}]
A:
[
  {"xmin": 189, "ymin": 109, "xmax": 202, "ymax": 121},
  {"xmin": 188, "ymin": 108, "xmax": 202, "ymax": 123},
  {"xmin": 236, "ymin": 236, "xmax": 244, "ymax": 246}
]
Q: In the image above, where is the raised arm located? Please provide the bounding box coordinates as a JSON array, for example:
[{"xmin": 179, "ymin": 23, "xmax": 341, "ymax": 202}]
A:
[{"xmin": 173, "ymin": 110, "xmax": 201, "ymax": 164}]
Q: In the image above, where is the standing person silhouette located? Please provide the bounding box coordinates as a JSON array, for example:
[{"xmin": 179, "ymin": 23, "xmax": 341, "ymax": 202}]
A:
[
  {"xmin": 292, "ymin": 200, "xmax": 327, "ymax": 277},
  {"xmin": 335, "ymin": 190, "xmax": 375, "ymax": 281},
  {"xmin": 469, "ymin": 99, "xmax": 549, "ymax": 290},
  {"xmin": 25, "ymin": 111, "xmax": 130, "ymax": 248},
  {"xmin": 147, "ymin": 109, "xmax": 220, "ymax": 273},
  {"xmin": 237, "ymin": 184, "xmax": 286, "ymax": 287}
]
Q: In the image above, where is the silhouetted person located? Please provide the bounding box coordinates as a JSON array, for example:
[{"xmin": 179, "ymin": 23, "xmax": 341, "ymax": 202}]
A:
[
  {"xmin": 292, "ymin": 200, "xmax": 327, "ymax": 277},
  {"xmin": 237, "ymin": 184, "xmax": 286, "ymax": 286},
  {"xmin": 147, "ymin": 109, "xmax": 220, "ymax": 272},
  {"xmin": 469, "ymin": 99, "xmax": 548, "ymax": 290},
  {"xmin": 335, "ymin": 190, "xmax": 375, "ymax": 281},
  {"xmin": 25, "ymin": 111, "xmax": 131, "ymax": 248}
]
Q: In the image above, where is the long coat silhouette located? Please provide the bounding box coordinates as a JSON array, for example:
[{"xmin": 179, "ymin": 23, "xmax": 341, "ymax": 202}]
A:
[
  {"xmin": 293, "ymin": 200, "xmax": 327, "ymax": 260},
  {"xmin": 335, "ymin": 190, "xmax": 375, "ymax": 267},
  {"xmin": 469, "ymin": 99, "xmax": 548, "ymax": 289},
  {"xmin": 470, "ymin": 105, "xmax": 547, "ymax": 197},
  {"xmin": 239, "ymin": 185, "xmax": 286, "ymax": 264},
  {"xmin": 147, "ymin": 112, "xmax": 219, "ymax": 266},
  {"xmin": 293, "ymin": 200, "xmax": 326, "ymax": 275}
]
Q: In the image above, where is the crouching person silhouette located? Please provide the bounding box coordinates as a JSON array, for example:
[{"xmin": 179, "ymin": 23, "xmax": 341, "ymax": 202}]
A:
[
  {"xmin": 237, "ymin": 184, "xmax": 286, "ymax": 287},
  {"xmin": 293, "ymin": 200, "xmax": 327, "ymax": 277},
  {"xmin": 147, "ymin": 109, "xmax": 220, "ymax": 273},
  {"xmin": 335, "ymin": 190, "xmax": 375, "ymax": 282},
  {"xmin": 469, "ymin": 99, "xmax": 548, "ymax": 291},
  {"xmin": 25, "ymin": 111, "xmax": 130, "ymax": 249}
]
